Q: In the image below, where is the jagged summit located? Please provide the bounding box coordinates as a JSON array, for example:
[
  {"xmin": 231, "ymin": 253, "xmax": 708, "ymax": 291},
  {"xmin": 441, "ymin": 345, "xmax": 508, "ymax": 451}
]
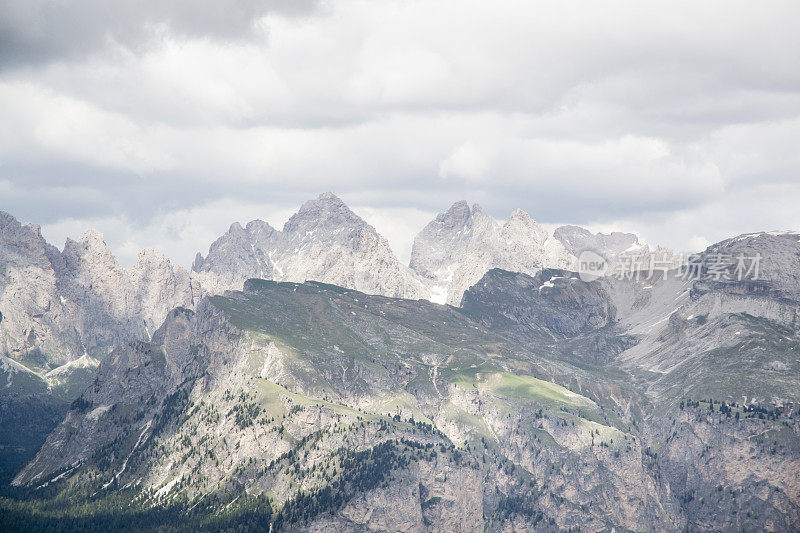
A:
[
  {"xmin": 0, "ymin": 213, "xmax": 199, "ymax": 375},
  {"xmin": 245, "ymin": 219, "xmax": 273, "ymax": 234},
  {"xmin": 295, "ymin": 191, "xmax": 349, "ymax": 214},
  {"xmin": 317, "ymin": 190, "xmax": 340, "ymax": 201},
  {"xmin": 284, "ymin": 191, "xmax": 367, "ymax": 233},
  {"xmin": 1, "ymin": 194, "xmax": 674, "ymax": 374},
  {"xmin": 506, "ymin": 208, "xmax": 549, "ymax": 243},
  {"xmin": 76, "ymin": 228, "xmax": 105, "ymax": 245},
  {"xmin": 552, "ymin": 224, "xmax": 641, "ymax": 258},
  {"xmin": 0, "ymin": 211, "xmax": 25, "ymax": 235},
  {"xmin": 409, "ymin": 200, "xmax": 574, "ymax": 305},
  {"xmin": 193, "ymin": 192, "xmax": 429, "ymax": 299}
]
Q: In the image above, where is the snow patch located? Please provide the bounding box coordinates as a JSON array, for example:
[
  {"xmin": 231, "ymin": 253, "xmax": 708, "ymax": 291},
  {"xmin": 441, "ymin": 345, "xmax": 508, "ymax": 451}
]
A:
[{"xmin": 538, "ymin": 275, "xmax": 564, "ymax": 292}]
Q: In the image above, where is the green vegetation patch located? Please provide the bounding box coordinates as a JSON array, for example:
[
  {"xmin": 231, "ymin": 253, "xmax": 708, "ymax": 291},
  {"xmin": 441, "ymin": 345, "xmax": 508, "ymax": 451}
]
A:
[{"xmin": 487, "ymin": 372, "xmax": 595, "ymax": 408}]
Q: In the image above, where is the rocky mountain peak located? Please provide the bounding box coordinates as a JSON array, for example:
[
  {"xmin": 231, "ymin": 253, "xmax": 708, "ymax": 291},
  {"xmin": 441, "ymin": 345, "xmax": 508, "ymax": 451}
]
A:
[
  {"xmin": 410, "ymin": 202, "xmax": 574, "ymax": 304},
  {"xmin": 504, "ymin": 208, "xmax": 548, "ymax": 243},
  {"xmin": 443, "ymin": 200, "xmax": 471, "ymax": 222},
  {"xmin": 424, "ymin": 200, "xmax": 473, "ymax": 233},
  {"xmin": 192, "ymin": 193, "xmax": 428, "ymax": 300},
  {"xmin": 1, "ymin": 211, "xmax": 202, "ymax": 373},
  {"xmin": 296, "ymin": 191, "xmax": 349, "ymax": 214},
  {"xmin": 23, "ymin": 223, "xmax": 42, "ymax": 237},
  {"xmin": 76, "ymin": 228, "xmax": 106, "ymax": 247},
  {"xmin": 553, "ymin": 225, "xmax": 640, "ymax": 258},
  {"xmin": 0, "ymin": 211, "xmax": 52, "ymax": 266},
  {"xmin": 284, "ymin": 192, "xmax": 365, "ymax": 234},
  {"xmin": 507, "ymin": 207, "xmax": 529, "ymax": 221},
  {"xmin": 409, "ymin": 201, "xmax": 477, "ymax": 281},
  {"xmin": 192, "ymin": 252, "xmax": 204, "ymax": 272},
  {"xmin": 0, "ymin": 212, "xmax": 34, "ymax": 243},
  {"xmin": 135, "ymin": 248, "xmax": 171, "ymax": 266},
  {"xmin": 317, "ymin": 191, "xmax": 340, "ymax": 201},
  {"xmin": 245, "ymin": 219, "xmax": 275, "ymax": 236},
  {"xmin": 226, "ymin": 222, "xmax": 245, "ymax": 235},
  {"xmin": 0, "ymin": 210, "xmax": 16, "ymax": 227},
  {"xmin": 61, "ymin": 230, "xmax": 119, "ymax": 275},
  {"xmin": 469, "ymin": 204, "xmax": 498, "ymax": 233}
]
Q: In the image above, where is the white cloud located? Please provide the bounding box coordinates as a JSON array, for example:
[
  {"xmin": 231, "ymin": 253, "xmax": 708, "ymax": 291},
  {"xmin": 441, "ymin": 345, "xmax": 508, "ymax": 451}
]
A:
[
  {"xmin": 41, "ymin": 199, "xmax": 297, "ymax": 267},
  {"xmin": 439, "ymin": 141, "xmax": 490, "ymax": 184}
]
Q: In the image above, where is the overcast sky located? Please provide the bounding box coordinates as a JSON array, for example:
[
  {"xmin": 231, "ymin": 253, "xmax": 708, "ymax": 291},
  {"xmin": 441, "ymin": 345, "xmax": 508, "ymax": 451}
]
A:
[{"xmin": 2, "ymin": 0, "xmax": 799, "ymax": 266}]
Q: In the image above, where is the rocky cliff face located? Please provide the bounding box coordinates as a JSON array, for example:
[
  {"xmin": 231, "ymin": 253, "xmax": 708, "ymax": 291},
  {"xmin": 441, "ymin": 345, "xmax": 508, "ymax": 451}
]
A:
[
  {"xmin": 192, "ymin": 220, "xmax": 277, "ymax": 294},
  {"xmin": 193, "ymin": 193, "xmax": 431, "ymax": 300},
  {"xmin": 129, "ymin": 248, "xmax": 202, "ymax": 336},
  {"xmin": 0, "ymin": 212, "xmax": 80, "ymax": 369},
  {"xmin": 553, "ymin": 225, "xmax": 641, "ymax": 259},
  {"xmin": 410, "ymin": 202, "xmax": 575, "ymax": 305},
  {"xmin": 0, "ymin": 212, "xmax": 199, "ymax": 392},
  {"xmin": 700, "ymin": 230, "xmax": 800, "ymax": 300}
]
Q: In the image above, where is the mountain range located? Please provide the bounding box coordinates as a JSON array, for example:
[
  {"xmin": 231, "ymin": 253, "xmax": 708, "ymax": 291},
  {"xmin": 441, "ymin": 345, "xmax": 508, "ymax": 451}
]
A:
[
  {"xmin": 2, "ymin": 192, "xmax": 655, "ymax": 387},
  {"xmin": 0, "ymin": 194, "xmax": 798, "ymax": 532}
]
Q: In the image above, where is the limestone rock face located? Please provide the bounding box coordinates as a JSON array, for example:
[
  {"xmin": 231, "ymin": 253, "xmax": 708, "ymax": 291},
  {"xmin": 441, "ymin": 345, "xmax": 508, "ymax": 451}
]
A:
[
  {"xmin": 0, "ymin": 212, "xmax": 199, "ymax": 381},
  {"xmin": 0, "ymin": 212, "xmax": 82, "ymax": 368},
  {"xmin": 699, "ymin": 231, "xmax": 800, "ymax": 300},
  {"xmin": 128, "ymin": 248, "xmax": 202, "ymax": 336},
  {"xmin": 553, "ymin": 224, "xmax": 641, "ymax": 259},
  {"xmin": 193, "ymin": 220, "xmax": 277, "ymax": 293},
  {"xmin": 194, "ymin": 192, "xmax": 430, "ymax": 299},
  {"xmin": 59, "ymin": 229, "xmax": 145, "ymax": 357},
  {"xmin": 410, "ymin": 202, "xmax": 575, "ymax": 305},
  {"xmin": 409, "ymin": 200, "xmax": 474, "ymax": 281}
]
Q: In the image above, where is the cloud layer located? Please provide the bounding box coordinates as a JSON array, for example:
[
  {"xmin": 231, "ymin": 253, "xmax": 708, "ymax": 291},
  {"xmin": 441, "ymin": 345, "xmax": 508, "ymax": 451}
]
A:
[{"xmin": 1, "ymin": 0, "xmax": 799, "ymax": 265}]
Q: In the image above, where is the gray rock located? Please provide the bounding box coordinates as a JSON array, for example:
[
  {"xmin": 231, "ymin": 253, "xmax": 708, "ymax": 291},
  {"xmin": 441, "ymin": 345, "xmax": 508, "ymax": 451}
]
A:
[
  {"xmin": 194, "ymin": 192, "xmax": 430, "ymax": 299},
  {"xmin": 553, "ymin": 224, "xmax": 640, "ymax": 258},
  {"xmin": 410, "ymin": 202, "xmax": 575, "ymax": 305},
  {"xmin": 0, "ymin": 212, "xmax": 200, "ymax": 389}
]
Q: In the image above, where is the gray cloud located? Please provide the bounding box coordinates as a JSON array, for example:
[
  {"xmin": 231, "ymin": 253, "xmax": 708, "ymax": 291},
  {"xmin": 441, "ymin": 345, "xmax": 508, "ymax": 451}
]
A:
[{"xmin": 0, "ymin": 0, "xmax": 319, "ymax": 69}]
